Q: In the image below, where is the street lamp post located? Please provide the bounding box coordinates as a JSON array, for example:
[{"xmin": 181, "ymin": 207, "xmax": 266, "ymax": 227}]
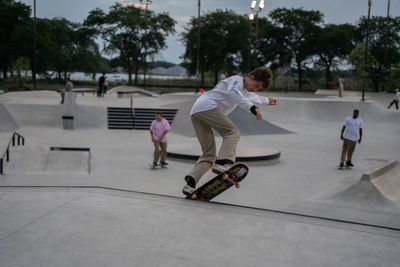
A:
[
  {"xmin": 196, "ymin": 0, "xmax": 201, "ymax": 90},
  {"xmin": 249, "ymin": 0, "xmax": 264, "ymax": 69},
  {"xmin": 140, "ymin": 0, "xmax": 153, "ymax": 90},
  {"xmin": 33, "ymin": 0, "xmax": 37, "ymax": 90},
  {"xmin": 362, "ymin": 0, "xmax": 372, "ymax": 101},
  {"xmin": 383, "ymin": 0, "xmax": 391, "ymax": 91}
]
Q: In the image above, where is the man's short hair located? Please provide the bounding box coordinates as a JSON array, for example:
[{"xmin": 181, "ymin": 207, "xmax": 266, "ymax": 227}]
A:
[
  {"xmin": 354, "ymin": 109, "xmax": 359, "ymax": 113},
  {"xmin": 248, "ymin": 66, "xmax": 273, "ymax": 90},
  {"xmin": 155, "ymin": 112, "xmax": 162, "ymax": 116}
]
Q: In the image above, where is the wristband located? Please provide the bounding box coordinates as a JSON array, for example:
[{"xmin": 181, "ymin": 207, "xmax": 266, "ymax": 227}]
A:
[{"xmin": 250, "ymin": 105, "xmax": 258, "ymax": 116}]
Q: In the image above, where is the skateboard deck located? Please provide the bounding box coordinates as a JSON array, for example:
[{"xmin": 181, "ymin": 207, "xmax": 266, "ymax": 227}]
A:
[
  {"xmin": 150, "ymin": 164, "xmax": 167, "ymax": 170},
  {"xmin": 337, "ymin": 165, "xmax": 351, "ymax": 170},
  {"xmin": 187, "ymin": 162, "xmax": 249, "ymax": 201}
]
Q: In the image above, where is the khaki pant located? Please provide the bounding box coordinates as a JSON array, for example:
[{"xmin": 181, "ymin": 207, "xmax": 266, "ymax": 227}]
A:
[
  {"xmin": 186, "ymin": 108, "xmax": 240, "ymax": 184},
  {"xmin": 341, "ymin": 139, "xmax": 356, "ymax": 163},
  {"xmin": 153, "ymin": 141, "xmax": 167, "ymax": 164}
]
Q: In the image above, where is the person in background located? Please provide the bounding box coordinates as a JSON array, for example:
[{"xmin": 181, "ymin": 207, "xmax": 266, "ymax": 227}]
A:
[
  {"xmin": 338, "ymin": 74, "xmax": 345, "ymax": 97},
  {"xmin": 150, "ymin": 112, "xmax": 171, "ymax": 168},
  {"xmin": 97, "ymin": 73, "xmax": 105, "ymax": 97},
  {"xmin": 220, "ymin": 71, "xmax": 227, "ymax": 81},
  {"xmin": 60, "ymin": 77, "xmax": 73, "ymax": 104},
  {"xmin": 103, "ymin": 75, "xmax": 108, "ymax": 96},
  {"xmin": 387, "ymin": 89, "xmax": 399, "ymax": 110}
]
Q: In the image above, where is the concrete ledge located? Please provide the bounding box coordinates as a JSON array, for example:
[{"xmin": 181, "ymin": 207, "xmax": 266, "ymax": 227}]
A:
[
  {"xmin": 361, "ymin": 161, "xmax": 399, "ymax": 181},
  {"xmin": 167, "ymin": 143, "xmax": 281, "ymax": 165},
  {"xmin": 117, "ymin": 90, "xmax": 156, "ymax": 98},
  {"xmin": 315, "ymin": 89, "xmax": 361, "ymax": 97}
]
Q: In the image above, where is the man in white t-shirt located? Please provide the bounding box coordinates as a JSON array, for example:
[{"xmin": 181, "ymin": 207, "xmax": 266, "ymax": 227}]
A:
[
  {"xmin": 339, "ymin": 109, "xmax": 363, "ymax": 168},
  {"xmin": 182, "ymin": 66, "xmax": 277, "ymax": 196},
  {"xmin": 387, "ymin": 89, "xmax": 399, "ymax": 110}
]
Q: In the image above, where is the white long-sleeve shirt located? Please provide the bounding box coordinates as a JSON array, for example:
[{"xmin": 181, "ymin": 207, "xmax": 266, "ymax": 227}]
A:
[{"xmin": 190, "ymin": 75, "xmax": 269, "ymax": 116}]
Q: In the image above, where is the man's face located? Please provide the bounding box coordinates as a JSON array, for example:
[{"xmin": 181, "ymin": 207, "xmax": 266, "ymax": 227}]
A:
[
  {"xmin": 245, "ymin": 76, "xmax": 265, "ymax": 92},
  {"xmin": 353, "ymin": 111, "xmax": 359, "ymax": 118},
  {"xmin": 155, "ymin": 114, "xmax": 162, "ymax": 121}
]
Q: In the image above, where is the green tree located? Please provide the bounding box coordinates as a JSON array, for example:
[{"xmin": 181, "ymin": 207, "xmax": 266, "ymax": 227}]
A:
[
  {"xmin": 349, "ymin": 43, "xmax": 377, "ymax": 90},
  {"xmin": 35, "ymin": 18, "xmax": 100, "ymax": 80},
  {"xmin": 85, "ymin": 3, "xmax": 176, "ymax": 85},
  {"xmin": 268, "ymin": 8, "xmax": 323, "ymax": 90},
  {"xmin": 313, "ymin": 24, "xmax": 356, "ymax": 88},
  {"xmin": 0, "ymin": 0, "xmax": 31, "ymax": 79},
  {"xmin": 10, "ymin": 56, "xmax": 30, "ymax": 87},
  {"xmin": 181, "ymin": 9, "xmax": 249, "ymax": 84},
  {"xmin": 356, "ymin": 16, "xmax": 400, "ymax": 91}
]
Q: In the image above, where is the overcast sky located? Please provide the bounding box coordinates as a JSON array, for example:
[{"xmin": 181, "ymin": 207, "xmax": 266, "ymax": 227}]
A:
[{"xmin": 19, "ymin": 0, "xmax": 400, "ymax": 64}]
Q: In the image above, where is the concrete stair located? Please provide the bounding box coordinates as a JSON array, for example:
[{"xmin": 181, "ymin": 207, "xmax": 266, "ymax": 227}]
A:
[{"xmin": 107, "ymin": 107, "xmax": 177, "ymax": 130}]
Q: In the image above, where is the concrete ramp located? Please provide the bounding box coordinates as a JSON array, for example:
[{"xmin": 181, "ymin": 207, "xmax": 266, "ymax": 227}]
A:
[
  {"xmin": 290, "ymin": 161, "xmax": 400, "ymax": 229},
  {"xmin": 361, "ymin": 161, "xmax": 400, "ymax": 204},
  {"xmin": 264, "ymin": 98, "xmax": 400, "ymax": 124},
  {"xmin": 0, "ymin": 103, "xmax": 18, "ymax": 132},
  {"xmin": 330, "ymin": 161, "xmax": 400, "ymax": 209},
  {"xmin": 5, "ymin": 145, "xmax": 90, "ymax": 175},
  {"xmin": 4, "ymin": 103, "xmax": 62, "ymax": 128}
]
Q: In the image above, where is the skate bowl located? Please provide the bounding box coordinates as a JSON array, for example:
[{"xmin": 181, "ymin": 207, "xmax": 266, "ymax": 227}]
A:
[
  {"xmin": 261, "ymin": 97, "xmax": 400, "ymax": 124},
  {"xmin": 167, "ymin": 140, "xmax": 281, "ymax": 165},
  {"xmin": 164, "ymin": 100, "xmax": 294, "ymax": 137}
]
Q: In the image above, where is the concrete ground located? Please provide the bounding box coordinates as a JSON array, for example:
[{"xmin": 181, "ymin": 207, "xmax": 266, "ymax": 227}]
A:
[{"xmin": 0, "ymin": 88, "xmax": 399, "ymax": 266}]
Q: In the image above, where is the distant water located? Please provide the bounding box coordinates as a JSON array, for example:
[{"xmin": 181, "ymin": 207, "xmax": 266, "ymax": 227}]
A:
[
  {"xmin": 1, "ymin": 71, "xmax": 190, "ymax": 82},
  {"xmin": 69, "ymin": 72, "xmax": 189, "ymax": 82}
]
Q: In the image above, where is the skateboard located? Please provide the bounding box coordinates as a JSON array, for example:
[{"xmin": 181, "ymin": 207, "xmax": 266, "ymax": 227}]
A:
[
  {"xmin": 150, "ymin": 164, "xmax": 167, "ymax": 170},
  {"xmin": 187, "ymin": 162, "xmax": 249, "ymax": 201},
  {"xmin": 337, "ymin": 165, "xmax": 351, "ymax": 170}
]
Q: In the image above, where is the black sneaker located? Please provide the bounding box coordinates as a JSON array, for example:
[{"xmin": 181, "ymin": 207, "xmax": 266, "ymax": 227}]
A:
[
  {"xmin": 339, "ymin": 162, "xmax": 344, "ymax": 169},
  {"xmin": 160, "ymin": 162, "xmax": 168, "ymax": 166},
  {"xmin": 346, "ymin": 161, "xmax": 354, "ymax": 167},
  {"xmin": 151, "ymin": 162, "xmax": 159, "ymax": 169}
]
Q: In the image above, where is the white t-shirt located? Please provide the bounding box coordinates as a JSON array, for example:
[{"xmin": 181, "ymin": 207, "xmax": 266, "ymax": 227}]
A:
[
  {"xmin": 338, "ymin": 78, "xmax": 344, "ymax": 90},
  {"xmin": 343, "ymin": 116, "xmax": 363, "ymax": 142},
  {"xmin": 395, "ymin": 91, "xmax": 399, "ymax": 101},
  {"xmin": 190, "ymin": 75, "xmax": 269, "ymax": 116}
]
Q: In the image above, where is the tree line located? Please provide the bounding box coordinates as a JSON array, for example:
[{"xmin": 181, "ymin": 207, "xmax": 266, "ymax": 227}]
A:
[
  {"xmin": 182, "ymin": 8, "xmax": 400, "ymax": 91},
  {"xmin": 1, "ymin": 0, "xmax": 400, "ymax": 91}
]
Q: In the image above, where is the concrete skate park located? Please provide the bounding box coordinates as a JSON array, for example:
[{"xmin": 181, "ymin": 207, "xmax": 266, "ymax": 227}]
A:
[{"xmin": 0, "ymin": 87, "xmax": 399, "ymax": 266}]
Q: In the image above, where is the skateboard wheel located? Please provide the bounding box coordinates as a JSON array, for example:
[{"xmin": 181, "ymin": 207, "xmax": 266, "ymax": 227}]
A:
[
  {"xmin": 191, "ymin": 194, "xmax": 197, "ymax": 199},
  {"xmin": 235, "ymin": 183, "xmax": 240, "ymax": 189},
  {"xmin": 223, "ymin": 174, "xmax": 229, "ymax": 180}
]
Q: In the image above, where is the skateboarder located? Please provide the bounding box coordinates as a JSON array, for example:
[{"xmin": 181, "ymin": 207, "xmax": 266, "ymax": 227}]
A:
[
  {"xmin": 150, "ymin": 112, "xmax": 171, "ymax": 168},
  {"xmin": 182, "ymin": 66, "xmax": 277, "ymax": 196},
  {"xmin": 387, "ymin": 89, "xmax": 399, "ymax": 110},
  {"xmin": 339, "ymin": 109, "xmax": 363, "ymax": 169}
]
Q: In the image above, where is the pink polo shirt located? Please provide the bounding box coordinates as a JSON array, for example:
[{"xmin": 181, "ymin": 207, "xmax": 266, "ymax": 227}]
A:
[{"xmin": 150, "ymin": 118, "xmax": 171, "ymax": 143}]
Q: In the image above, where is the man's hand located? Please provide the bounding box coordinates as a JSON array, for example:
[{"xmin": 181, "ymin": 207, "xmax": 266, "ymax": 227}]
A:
[
  {"xmin": 358, "ymin": 138, "xmax": 362, "ymax": 144},
  {"xmin": 340, "ymin": 135, "xmax": 344, "ymax": 140},
  {"xmin": 151, "ymin": 137, "xmax": 156, "ymax": 142},
  {"xmin": 255, "ymin": 108, "xmax": 262, "ymax": 120},
  {"xmin": 268, "ymin": 98, "xmax": 277, "ymax": 105}
]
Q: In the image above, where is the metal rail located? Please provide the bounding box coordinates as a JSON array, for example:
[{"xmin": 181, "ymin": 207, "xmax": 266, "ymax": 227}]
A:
[{"xmin": 0, "ymin": 132, "xmax": 25, "ymax": 174}]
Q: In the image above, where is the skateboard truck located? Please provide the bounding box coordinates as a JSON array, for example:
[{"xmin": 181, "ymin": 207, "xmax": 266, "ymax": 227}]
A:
[{"xmin": 223, "ymin": 173, "xmax": 240, "ymax": 188}]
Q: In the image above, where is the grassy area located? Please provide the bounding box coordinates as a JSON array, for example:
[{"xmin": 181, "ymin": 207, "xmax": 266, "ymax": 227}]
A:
[{"xmin": 0, "ymin": 75, "xmax": 378, "ymax": 94}]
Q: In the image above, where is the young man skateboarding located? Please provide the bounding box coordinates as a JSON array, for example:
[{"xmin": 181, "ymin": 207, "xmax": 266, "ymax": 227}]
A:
[
  {"xmin": 339, "ymin": 109, "xmax": 363, "ymax": 168},
  {"xmin": 182, "ymin": 66, "xmax": 277, "ymax": 196}
]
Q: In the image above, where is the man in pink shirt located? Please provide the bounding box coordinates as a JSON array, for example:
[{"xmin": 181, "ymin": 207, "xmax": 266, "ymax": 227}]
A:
[{"xmin": 150, "ymin": 112, "xmax": 171, "ymax": 168}]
